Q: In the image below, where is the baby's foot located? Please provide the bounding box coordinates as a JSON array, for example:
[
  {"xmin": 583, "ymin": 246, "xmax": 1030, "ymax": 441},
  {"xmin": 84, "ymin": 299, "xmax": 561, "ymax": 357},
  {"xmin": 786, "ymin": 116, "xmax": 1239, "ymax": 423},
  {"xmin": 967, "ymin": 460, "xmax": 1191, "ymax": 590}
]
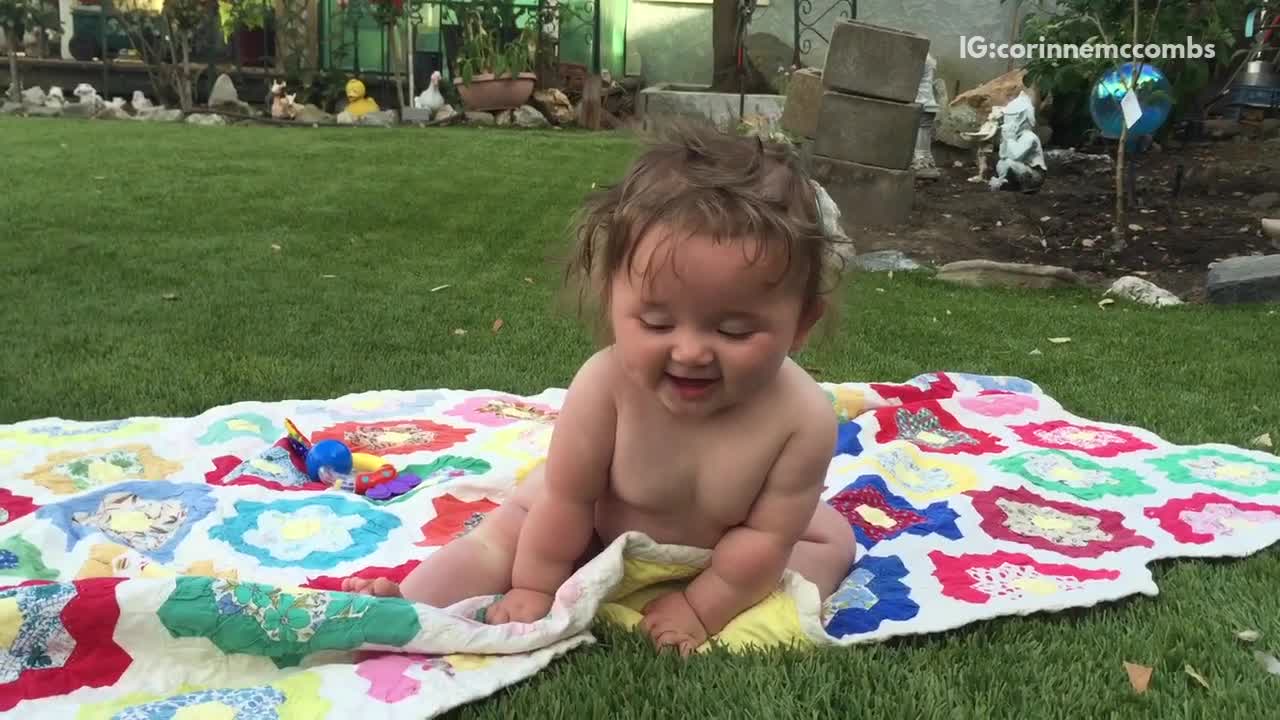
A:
[{"xmin": 341, "ymin": 577, "xmax": 403, "ymax": 597}]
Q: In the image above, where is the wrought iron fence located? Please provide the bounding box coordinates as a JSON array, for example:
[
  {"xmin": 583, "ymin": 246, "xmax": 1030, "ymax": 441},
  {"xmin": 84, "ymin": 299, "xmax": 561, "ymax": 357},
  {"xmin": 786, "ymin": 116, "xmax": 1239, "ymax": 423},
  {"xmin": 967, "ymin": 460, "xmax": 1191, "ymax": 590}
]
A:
[{"xmin": 792, "ymin": 0, "xmax": 854, "ymax": 68}]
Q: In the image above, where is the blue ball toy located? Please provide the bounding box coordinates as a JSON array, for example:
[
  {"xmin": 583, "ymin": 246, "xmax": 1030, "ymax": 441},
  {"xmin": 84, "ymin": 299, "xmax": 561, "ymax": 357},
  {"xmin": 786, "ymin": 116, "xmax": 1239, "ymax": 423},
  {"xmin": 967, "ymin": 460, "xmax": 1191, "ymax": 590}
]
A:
[
  {"xmin": 306, "ymin": 439, "xmax": 353, "ymax": 481},
  {"xmin": 1089, "ymin": 62, "xmax": 1174, "ymax": 140}
]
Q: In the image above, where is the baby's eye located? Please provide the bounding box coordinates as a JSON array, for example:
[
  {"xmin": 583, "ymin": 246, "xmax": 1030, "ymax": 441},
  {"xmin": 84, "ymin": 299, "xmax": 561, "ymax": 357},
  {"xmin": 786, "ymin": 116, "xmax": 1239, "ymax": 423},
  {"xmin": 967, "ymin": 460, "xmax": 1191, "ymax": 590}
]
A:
[
  {"xmin": 718, "ymin": 328, "xmax": 754, "ymax": 340},
  {"xmin": 639, "ymin": 317, "xmax": 672, "ymax": 331}
]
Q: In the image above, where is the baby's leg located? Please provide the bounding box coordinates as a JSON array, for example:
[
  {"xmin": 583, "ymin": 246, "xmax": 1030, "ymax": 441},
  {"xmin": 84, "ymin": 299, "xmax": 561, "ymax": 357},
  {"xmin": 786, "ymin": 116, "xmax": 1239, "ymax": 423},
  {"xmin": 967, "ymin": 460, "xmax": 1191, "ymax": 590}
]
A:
[
  {"xmin": 344, "ymin": 466, "xmax": 546, "ymax": 606},
  {"xmin": 786, "ymin": 501, "xmax": 857, "ymax": 598}
]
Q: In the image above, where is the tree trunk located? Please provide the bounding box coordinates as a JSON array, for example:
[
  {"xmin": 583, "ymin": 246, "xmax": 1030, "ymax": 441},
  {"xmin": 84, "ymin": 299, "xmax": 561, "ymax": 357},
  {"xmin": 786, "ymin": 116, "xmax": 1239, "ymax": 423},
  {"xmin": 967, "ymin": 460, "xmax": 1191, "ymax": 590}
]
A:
[
  {"xmin": 710, "ymin": 0, "xmax": 737, "ymax": 92},
  {"xmin": 177, "ymin": 37, "xmax": 194, "ymax": 111},
  {"xmin": 4, "ymin": 27, "xmax": 19, "ymax": 101},
  {"xmin": 387, "ymin": 23, "xmax": 406, "ymax": 109}
]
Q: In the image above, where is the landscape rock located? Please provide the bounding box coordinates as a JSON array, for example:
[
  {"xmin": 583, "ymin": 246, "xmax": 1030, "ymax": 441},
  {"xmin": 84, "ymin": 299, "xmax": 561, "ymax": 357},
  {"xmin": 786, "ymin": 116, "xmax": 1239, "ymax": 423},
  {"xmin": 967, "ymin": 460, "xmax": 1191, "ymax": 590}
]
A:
[
  {"xmin": 1105, "ymin": 276, "xmax": 1183, "ymax": 307},
  {"xmin": 143, "ymin": 109, "xmax": 184, "ymax": 122},
  {"xmin": 336, "ymin": 110, "xmax": 355, "ymax": 125},
  {"xmin": 1207, "ymin": 254, "xmax": 1280, "ymax": 304},
  {"xmin": 531, "ymin": 89, "xmax": 574, "ymax": 125},
  {"xmin": 1, "ymin": 101, "xmax": 22, "ymax": 115},
  {"xmin": 496, "ymin": 109, "xmax": 514, "ymax": 126},
  {"xmin": 208, "ymin": 74, "xmax": 239, "ymax": 105},
  {"xmin": 186, "ymin": 113, "xmax": 227, "ymax": 126},
  {"xmin": 24, "ymin": 105, "xmax": 62, "ymax": 118},
  {"xmin": 94, "ymin": 105, "xmax": 132, "ymax": 121},
  {"xmin": 745, "ymin": 32, "xmax": 794, "ymax": 94},
  {"xmin": 294, "ymin": 104, "xmax": 333, "ymax": 124},
  {"xmin": 21, "ymin": 86, "xmax": 46, "ymax": 106},
  {"xmin": 465, "ymin": 111, "xmax": 495, "ymax": 126},
  {"xmin": 435, "ymin": 104, "xmax": 458, "ymax": 122},
  {"xmin": 936, "ymin": 259, "xmax": 1083, "ymax": 289},
  {"xmin": 513, "ymin": 104, "xmax": 549, "ymax": 128},
  {"xmin": 1264, "ymin": 218, "xmax": 1279, "ymax": 249},
  {"xmin": 61, "ymin": 102, "xmax": 97, "ymax": 118},
  {"xmin": 207, "ymin": 73, "xmax": 251, "ymax": 114},
  {"xmin": 400, "ymin": 107, "xmax": 435, "ymax": 124},
  {"xmin": 1248, "ymin": 192, "xmax": 1279, "ymax": 211},
  {"xmin": 937, "ymin": 69, "xmax": 1030, "ymax": 148},
  {"xmin": 357, "ymin": 110, "xmax": 396, "ymax": 127},
  {"xmin": 853, "ymin": 250, "xmax": 921, "ymax": 272},
  {"xmin": 780, "ymin": 67, "xmax": 823, "ymax": 139}
]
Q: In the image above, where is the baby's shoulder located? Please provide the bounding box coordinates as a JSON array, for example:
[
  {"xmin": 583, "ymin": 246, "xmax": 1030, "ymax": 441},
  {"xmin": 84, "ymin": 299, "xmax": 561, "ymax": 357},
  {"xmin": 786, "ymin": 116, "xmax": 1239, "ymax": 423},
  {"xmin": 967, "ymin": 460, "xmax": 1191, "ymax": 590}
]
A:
[{"xmin": 775, "ymin": 358, "xmax": 837, "ymax": 423}]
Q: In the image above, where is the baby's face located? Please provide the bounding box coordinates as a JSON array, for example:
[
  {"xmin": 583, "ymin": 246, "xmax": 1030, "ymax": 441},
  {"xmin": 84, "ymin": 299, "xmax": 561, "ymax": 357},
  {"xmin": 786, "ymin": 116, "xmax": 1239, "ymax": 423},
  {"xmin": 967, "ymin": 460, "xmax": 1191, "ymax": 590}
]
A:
[{"xmin": 608, "ymin": 227, "xmax": 818, "ymax": 418}]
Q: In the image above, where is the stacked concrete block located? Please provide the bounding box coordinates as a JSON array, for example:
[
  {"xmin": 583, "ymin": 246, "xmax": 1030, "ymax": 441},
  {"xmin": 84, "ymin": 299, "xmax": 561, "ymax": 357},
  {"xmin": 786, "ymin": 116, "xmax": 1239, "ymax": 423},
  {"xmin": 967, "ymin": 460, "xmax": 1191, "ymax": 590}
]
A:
[{"xmin": 786, "ymin": 20, "xmax": 930, "ymax": 229}]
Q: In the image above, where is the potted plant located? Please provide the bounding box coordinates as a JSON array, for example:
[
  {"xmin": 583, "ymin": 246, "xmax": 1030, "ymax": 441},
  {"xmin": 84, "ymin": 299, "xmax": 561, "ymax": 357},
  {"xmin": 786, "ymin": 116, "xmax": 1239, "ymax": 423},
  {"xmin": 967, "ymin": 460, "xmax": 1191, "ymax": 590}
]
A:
[{"xmin": 452, "ymin": 9, "xmax": 536, "ymax": 112}]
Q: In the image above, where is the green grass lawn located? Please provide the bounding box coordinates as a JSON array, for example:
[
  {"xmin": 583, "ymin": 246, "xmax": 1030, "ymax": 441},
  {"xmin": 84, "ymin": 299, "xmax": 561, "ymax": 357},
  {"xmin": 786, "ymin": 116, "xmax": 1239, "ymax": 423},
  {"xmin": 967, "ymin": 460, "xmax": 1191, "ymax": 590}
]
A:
[{"xmin": 3, "ymin": 117, "xmax": 1280, "ymax": 718}]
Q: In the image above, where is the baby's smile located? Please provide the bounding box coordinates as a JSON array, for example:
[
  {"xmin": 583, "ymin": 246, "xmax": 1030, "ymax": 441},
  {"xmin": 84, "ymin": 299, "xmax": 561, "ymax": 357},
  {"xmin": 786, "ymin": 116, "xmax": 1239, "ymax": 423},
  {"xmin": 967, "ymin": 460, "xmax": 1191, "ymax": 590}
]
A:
[{"xmin": 665, "ymin": 373, "xmax": 719, "ymax": 400}]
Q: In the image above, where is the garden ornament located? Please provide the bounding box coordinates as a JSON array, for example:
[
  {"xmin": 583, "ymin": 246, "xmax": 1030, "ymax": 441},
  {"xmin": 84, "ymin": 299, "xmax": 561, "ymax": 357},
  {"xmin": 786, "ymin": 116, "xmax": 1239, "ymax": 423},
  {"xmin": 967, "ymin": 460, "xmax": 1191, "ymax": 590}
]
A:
[
  {"xmin": 344, "ymin": 78, "xmax": 380, "ymax": 117},
  {"xmin": 988, "ymin": 92, "xmax": 1046, "ymax": 193},
  {"xmin": 74, "ymin": 83, "xmax": 104, "ymax": 108},
  {"xmin": 960, "ymin": 106, "xmax": 1002, "ymax": 184},
  {"xmin": 413, "ymin": 71, "xmax": 446, "ymax": 116},
  {"xmin": 911, "ymin": 53, "xmax": 941, "ymax": 180},
  {"xmin": 270, "ymin": 80, "xmax": 299, "ymax": 120}
]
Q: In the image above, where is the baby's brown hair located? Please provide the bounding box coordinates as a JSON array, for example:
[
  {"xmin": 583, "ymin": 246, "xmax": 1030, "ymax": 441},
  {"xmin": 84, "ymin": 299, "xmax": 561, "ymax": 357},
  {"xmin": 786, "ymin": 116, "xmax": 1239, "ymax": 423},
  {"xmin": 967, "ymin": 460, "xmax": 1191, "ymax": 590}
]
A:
[{"xmin": 565, "ymin": 119, "xmax": 851, "ymax": 338}]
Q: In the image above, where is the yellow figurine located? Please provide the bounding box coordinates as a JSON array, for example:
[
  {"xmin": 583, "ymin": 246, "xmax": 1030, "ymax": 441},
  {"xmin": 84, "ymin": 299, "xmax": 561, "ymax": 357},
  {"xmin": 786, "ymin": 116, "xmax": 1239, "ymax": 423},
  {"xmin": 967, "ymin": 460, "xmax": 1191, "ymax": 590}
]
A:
[{"xmin": 344, "ymin": 78, "xmax": 379, "ymax": 117}]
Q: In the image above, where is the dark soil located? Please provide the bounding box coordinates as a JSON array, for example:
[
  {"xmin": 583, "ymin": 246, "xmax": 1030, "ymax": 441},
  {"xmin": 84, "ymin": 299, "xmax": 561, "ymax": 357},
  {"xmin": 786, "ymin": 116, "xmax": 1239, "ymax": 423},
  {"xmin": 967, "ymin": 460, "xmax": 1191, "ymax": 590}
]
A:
[{"xmin": 856, "ymin": 134, "xmax": 1280, "ymax": 301}]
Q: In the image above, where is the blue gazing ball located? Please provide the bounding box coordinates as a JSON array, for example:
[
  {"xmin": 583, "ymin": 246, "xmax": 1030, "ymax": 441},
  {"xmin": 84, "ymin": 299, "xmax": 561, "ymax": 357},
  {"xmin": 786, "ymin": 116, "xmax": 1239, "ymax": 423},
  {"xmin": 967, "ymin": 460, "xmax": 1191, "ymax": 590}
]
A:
[
  {"xmin": 306, "ymin": 439, "xmax": 353, "ymax": 480},
  {"xmin": 1089, "ymin": 62, "xmax": 1173, "ymax": 139}
]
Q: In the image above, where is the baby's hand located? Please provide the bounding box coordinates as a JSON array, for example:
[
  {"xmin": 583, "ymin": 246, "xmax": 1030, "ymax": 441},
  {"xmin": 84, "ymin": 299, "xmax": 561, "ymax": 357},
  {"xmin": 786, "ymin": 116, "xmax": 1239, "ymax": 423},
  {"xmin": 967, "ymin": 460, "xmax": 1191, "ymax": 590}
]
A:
[
  {"xmin": 639, "ymin": 590, "xmax": 708, "ymax": 657},
  {"xmin": 484, "ymin": 588, "xmax": 555, "ymax": 625}
]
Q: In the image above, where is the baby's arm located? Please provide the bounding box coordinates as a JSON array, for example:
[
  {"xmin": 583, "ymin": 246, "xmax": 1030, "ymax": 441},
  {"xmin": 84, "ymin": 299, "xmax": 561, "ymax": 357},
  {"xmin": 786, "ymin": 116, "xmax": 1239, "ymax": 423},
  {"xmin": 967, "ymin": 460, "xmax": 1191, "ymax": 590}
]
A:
[
  {"xmin": 491, "ymin": 351, "xmax": 617, "ymax": 620},
  {"xmin": 682, "ymin": 409, "xmax": 837, "ymax": 635}
]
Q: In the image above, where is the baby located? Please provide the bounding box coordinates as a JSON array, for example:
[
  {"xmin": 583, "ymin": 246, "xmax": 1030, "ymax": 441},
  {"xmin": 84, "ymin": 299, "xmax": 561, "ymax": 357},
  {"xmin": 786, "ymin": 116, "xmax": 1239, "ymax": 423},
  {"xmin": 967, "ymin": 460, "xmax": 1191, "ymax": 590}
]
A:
[{"xmin": 346, "ymin": 122, "xmax": 857, "ymax": 655}]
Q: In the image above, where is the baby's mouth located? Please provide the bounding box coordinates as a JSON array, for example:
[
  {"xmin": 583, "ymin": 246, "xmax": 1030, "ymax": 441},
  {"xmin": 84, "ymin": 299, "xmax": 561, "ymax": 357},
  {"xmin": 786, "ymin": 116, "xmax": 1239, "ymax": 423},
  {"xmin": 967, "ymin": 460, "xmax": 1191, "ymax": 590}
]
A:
[{"xmin": 665, "ymin": 373, "xmax": 719, "ymax": 398}]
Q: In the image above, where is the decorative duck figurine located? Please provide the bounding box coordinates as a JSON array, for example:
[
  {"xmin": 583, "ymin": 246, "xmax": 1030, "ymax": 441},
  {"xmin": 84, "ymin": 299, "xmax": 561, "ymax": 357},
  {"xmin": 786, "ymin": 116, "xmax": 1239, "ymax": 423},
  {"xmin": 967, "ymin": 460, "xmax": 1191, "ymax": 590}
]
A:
[
  {"xmin": 344, "ymin": 78, "xmax": 379, "ymax": 117},
  {"xmin": 414, "ymin": 70, "xmax": 446, "ymax": 117}
]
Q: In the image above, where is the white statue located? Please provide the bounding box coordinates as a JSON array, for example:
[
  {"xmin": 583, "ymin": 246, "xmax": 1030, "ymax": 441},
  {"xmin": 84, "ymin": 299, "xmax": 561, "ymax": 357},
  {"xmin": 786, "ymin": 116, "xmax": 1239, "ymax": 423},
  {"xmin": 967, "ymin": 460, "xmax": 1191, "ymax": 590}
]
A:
[
  {"xmin": 911, "ymin": 53, "xmax": 941, "ymax": 179},
  {"xmin": 73, "ymin": 83, "xmax": 103, "ymax": 108},
  {"xmin": 960, "ymin": 105, "xmax": 1002, "ymax": 183},
  {"xmin": 988, "ymin": 92, "xmax": 1046, "ymax": 192}
]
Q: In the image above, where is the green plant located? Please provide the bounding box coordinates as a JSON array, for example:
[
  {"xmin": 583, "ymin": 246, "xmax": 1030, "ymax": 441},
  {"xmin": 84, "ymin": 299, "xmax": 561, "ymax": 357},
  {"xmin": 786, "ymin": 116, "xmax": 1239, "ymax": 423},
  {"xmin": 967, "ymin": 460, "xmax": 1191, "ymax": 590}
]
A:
[
  {"xmin": 455, "ymin": 8, "xmax": 534, "ymax": 84},
  {"xmin": 216, "ymin": 0, "xmax": 270, "ymax": 41},
  {"xmin": 1, "ymin": 0, "xmax": 61, "ymax": 100},
  {"xmin": 1008, "ymin": 0, "xmax": 1248, "ymax": 144}
]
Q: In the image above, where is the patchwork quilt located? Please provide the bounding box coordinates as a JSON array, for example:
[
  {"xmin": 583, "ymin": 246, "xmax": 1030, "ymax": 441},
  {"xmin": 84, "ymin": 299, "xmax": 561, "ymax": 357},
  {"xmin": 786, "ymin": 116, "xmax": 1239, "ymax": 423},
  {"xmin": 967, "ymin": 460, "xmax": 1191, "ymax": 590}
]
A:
[{"xmin": 2, "ymin": 372, "xmax": 1279, "ymax": 718}]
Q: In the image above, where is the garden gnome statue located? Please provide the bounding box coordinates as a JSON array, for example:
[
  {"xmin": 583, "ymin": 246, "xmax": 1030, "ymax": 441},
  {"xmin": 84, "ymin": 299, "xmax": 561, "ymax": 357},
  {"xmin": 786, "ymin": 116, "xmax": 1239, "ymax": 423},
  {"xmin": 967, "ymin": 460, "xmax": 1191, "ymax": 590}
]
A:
[
  {"xmin": 988, "ymin": 92, "xmax": 1046, "ymax": 193},
  {"xmin": 911, "ymin": 53, "xmax": 941, "ymax": 180},
  {"xmin": 344, "ymin": 78, "xmax": 379, "ymax": 118}
]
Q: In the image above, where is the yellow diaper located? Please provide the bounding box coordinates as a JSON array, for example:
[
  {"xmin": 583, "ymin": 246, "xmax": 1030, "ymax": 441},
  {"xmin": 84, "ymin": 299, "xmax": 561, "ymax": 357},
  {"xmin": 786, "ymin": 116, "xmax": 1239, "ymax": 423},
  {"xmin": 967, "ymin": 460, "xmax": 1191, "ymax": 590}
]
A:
[{"xmin": 595, "ymin": 557, "xmax": 813, "ymax": 653}]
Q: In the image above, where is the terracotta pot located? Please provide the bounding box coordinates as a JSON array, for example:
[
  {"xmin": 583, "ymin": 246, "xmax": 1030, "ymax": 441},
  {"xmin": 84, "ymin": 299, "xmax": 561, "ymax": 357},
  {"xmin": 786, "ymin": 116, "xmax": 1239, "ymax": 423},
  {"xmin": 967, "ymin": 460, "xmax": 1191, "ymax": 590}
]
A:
[{"xmin": 453, "ymin": 72, "xmax": 537, "ymax": 112}]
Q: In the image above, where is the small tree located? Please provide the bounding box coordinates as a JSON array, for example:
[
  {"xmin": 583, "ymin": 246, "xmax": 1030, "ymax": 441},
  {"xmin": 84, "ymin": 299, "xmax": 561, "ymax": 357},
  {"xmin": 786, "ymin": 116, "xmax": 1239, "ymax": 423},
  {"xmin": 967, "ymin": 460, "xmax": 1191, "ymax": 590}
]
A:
[
  {"xmin": 1, "ymin": 0, "xmax": 60, "ymax": 101},
  {"xmin": 116, "ymin": 0, "xmax": 216, "ymax": 112}
]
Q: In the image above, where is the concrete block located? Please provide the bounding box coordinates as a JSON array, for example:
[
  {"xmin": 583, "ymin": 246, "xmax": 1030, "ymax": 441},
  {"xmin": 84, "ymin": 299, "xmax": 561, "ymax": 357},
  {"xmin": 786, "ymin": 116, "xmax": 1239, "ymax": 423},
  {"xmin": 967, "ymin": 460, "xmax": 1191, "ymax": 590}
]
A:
[
  {"xmin": 814, "ymin": 92, "xmax": 921, "ymax": 170},
  {"xmin": 781, "ymin": 68, "xmax": 824, "ymax": 138},
  {"xmin": 1207, "ymin": 254, "xmax": 1280, "ymax": 303},
  {"xmin": 823, "ymin": 20, "xmax": 930, "ymax": 103},
  {"xmin": 808, "ymin": 153, "xmax": 915, "ymax": 229}
]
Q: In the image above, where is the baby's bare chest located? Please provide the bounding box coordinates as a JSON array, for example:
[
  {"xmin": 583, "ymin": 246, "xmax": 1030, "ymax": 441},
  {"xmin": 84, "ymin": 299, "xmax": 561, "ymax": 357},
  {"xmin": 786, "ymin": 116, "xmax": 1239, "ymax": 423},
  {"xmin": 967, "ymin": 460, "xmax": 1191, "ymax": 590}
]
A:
[{"xmin": 606, "ymin": 407, "xmax": 791, "ymax": 524}]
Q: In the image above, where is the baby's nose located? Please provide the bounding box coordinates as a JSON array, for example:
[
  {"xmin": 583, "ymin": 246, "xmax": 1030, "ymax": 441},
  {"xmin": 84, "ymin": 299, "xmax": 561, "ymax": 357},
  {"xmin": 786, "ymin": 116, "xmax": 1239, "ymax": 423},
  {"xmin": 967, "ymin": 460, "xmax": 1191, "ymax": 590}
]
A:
[{"xmin": 670, "ymin": 332, "xmax": 714, "ymax": 366}]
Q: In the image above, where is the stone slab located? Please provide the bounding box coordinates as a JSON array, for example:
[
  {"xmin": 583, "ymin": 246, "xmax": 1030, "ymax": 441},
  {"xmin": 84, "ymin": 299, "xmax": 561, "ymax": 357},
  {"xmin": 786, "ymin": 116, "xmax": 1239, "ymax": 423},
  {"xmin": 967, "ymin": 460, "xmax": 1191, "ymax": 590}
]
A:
[
  {"xmin": 935, "ymin": 260, "xmax": 1084, "ymax": 290},
  {"xmin": 822, "ymin": 20, "xmax": 930, "ymax": 104},
  {"xmin": 1207, "ymin": 254, "xmax": 1280, "ymax": 304},
  {"xmin": 780, "ymin": 68, "xmax": 824, "ymax": 139},
  {"xmin": 814, "ymin": 91, "xmax": 920, "ymax": 170},
  {"xmin": 640, "ymin": 83, "xmax": 785, "ymax": 131},
  {"xmin": 808, "ymin": 153, "xmax": 915, "ymax": 229}
]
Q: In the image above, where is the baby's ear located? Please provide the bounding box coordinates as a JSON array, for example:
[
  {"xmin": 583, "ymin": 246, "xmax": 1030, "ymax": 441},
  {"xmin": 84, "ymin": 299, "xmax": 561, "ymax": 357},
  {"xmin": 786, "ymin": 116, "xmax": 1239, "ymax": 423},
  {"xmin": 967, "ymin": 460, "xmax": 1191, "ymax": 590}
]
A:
[{"xmin": 790, "ymin": 296, "xmax": 826, "ymax": 352}]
